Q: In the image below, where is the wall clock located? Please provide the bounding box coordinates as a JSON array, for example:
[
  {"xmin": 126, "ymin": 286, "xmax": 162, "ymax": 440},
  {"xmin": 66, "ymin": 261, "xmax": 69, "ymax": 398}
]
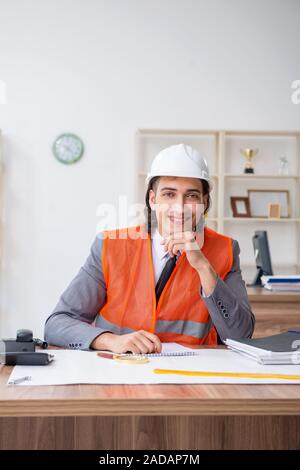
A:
[{"xmin": 52, "ymin": 133, "xmax": 84, "ymax": 164}]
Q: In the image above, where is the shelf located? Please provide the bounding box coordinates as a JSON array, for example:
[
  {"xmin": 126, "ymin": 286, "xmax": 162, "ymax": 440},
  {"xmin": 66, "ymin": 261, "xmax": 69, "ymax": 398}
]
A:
[
  {"xmin": 224, "ymin": 217, "xmax": 300, "ymax": 222},
  {"xmin": 224, "ymin": 174, "xmax": 300, "ymax": 179},
  {"xmin": 241, "ymin": 263, "xmax": 300, "ymax": 268}
]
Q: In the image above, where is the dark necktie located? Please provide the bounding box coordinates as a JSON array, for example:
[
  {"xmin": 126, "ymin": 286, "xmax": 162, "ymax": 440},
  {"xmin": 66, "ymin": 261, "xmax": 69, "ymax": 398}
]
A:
[{"xmin": 155, "ymin": 255, "xmax": 177, "ymax": 303}]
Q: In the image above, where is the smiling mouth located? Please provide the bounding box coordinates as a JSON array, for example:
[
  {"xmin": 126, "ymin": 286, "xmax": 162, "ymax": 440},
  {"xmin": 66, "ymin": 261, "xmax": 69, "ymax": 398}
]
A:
[{"xmin": 168, "ymin": 215, "xmax": 190, "ymax": 223}]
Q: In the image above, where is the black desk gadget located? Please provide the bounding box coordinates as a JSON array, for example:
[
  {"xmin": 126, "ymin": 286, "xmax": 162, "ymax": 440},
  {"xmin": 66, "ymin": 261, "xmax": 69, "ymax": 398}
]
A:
[{"xmin": 0, "ymin": 329, "xmax": 53, "ymax": 365}]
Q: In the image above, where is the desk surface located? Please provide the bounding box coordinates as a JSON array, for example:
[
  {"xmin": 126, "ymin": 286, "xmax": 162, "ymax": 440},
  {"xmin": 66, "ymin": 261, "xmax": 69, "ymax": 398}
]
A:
[
  {"xmin": 247, "ymin": 286, "xmax": 300, "ymax": 302},
  {"xmin": 1, "ymin": 346, "xmax": 300, "ymax": 417}
]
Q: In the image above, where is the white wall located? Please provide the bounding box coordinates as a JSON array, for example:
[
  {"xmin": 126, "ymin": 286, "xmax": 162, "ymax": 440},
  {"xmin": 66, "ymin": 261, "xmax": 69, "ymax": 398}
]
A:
[{"xmin": 0, "ymin": 0, "xmax": 300, "ymax": 338}]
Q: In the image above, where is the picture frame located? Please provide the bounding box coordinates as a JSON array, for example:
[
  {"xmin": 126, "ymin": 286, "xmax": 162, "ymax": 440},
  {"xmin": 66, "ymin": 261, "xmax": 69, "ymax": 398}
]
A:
[
  {"xmin": 230, "ymin": 196, "xmax": 251, "ymax": 218},
  {"xmin": 247, "ymin": 189, "xmax": 290, "ymax": 218},
  {"xmin": 268, "ymin": 203, "xmax": 281, "ymax": 219}
]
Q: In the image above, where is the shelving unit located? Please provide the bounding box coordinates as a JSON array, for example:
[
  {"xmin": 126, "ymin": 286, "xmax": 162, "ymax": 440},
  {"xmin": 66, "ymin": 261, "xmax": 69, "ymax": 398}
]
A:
[
  {"xmin": 135, "ymin": 129, "xmax": 300, "ymax": 282},
  {"xmin": 0, "ymin": 129, "xmax": 3, "ymax": 268}
]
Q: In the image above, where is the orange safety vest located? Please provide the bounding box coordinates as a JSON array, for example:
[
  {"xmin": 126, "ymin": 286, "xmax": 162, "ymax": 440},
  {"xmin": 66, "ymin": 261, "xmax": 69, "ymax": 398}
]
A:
[{"xmin": 96, "ymin": 225, "xmax": 233, "ymax": 345}]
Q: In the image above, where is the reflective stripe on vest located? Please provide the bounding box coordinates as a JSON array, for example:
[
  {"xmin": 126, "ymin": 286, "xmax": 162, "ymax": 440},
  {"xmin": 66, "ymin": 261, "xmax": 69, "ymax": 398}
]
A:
[
  {"xmin": 95, "ymin": 314, "xmax": 212, "ymax": 339},
  {"xmin": 98, "ymin": 225, "xmax": 233, "ymax": 345}
]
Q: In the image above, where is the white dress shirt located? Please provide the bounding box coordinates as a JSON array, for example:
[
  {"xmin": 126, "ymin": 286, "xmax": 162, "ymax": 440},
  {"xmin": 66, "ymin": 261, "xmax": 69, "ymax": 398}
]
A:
[{"xmin": 151, "ymin": 228, "xmax": 171, "ymax": 285}]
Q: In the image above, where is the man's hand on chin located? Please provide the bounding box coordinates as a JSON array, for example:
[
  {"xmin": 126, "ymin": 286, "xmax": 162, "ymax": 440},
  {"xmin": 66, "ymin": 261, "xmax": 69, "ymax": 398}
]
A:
[{"xmin": 160, "ymin": 230, "xmax": 217, "ymax": 296}]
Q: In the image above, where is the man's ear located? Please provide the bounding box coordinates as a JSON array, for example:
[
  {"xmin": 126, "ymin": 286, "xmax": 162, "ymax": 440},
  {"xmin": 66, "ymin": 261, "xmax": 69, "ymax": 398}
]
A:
[{"xmin": 149, "ymin": 189, "xmax": 156, "ymax": 210}]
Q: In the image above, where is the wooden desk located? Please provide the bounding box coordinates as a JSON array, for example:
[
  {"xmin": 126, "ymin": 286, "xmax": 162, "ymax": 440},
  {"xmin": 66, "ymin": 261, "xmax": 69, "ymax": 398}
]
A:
[
  {"xmin": 247, "ymin": 287, "xmax": 300, "ymax": 337},
  {"xmin": 1, "ymin": 347, "xmax": 300, "ymax": 450}
]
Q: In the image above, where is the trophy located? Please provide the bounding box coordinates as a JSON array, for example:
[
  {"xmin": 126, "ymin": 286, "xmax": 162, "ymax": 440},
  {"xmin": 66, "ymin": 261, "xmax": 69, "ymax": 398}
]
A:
[
  {"xmin": 240, "ymin": 148, "xmax": 258, "ymax": 174},
  {"xmin": 278, "ymin": 156, "xmax": 289, "ymax": 176}
]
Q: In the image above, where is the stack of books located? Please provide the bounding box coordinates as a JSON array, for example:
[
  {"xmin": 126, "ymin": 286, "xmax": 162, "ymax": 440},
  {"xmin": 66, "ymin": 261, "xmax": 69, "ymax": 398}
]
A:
[
  {"xmin": 261, "ymin": 275, "xmax": 300, "ymax": 292},
  {"xmin": 225, "ymin": 331, "xmax": 300, "ymax": 365}
]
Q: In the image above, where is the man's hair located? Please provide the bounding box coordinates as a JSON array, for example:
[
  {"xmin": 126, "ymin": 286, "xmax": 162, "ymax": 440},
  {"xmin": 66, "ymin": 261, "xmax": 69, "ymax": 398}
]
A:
[{"xmin": 144, "ymin": 176, "xmax": 211, "ymax": 234}]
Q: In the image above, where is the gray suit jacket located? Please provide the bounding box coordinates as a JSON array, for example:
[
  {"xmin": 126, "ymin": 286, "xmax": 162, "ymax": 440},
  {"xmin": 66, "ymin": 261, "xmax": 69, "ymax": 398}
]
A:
[{"xmin": 44, "ymin": 235, "xmax": 255, "ymax": 349}]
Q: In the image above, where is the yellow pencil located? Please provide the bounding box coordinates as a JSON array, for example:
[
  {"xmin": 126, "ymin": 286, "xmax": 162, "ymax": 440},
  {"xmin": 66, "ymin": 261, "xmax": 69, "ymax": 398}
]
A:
[{"xmin": 153, "ymin": 368, "xmax": 300, "ymax": 381}]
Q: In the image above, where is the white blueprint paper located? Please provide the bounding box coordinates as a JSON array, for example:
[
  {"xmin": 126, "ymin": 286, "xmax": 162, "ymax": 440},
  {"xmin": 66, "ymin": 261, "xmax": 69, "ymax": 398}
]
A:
[{"xmin": 7, "ymin": 343, "xmax": 300, "ymax": 385}]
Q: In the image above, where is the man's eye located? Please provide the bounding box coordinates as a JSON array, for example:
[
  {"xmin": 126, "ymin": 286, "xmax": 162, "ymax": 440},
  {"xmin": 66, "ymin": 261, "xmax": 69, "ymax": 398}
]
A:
[
  {"xmin": 186, "ymin": 194, "xmax": 200, "ymax": 199},
  {"xmin": 162, "ymin": 192, "xmax": 175, "ymax": 198}
]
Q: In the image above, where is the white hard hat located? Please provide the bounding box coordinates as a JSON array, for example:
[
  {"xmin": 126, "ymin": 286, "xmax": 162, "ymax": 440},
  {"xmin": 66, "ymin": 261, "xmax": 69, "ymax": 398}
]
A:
[{"xmin": 145, "ymin": 143, "xmax": 210, "ymax": 186}]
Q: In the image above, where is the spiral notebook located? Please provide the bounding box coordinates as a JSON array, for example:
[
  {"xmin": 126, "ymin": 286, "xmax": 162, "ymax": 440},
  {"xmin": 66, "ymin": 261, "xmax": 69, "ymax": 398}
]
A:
[
  {"xmin": 97, "ymin": 343, "xmax": 201, "ymax": 359},
  {"xmin": 123, "ymin": 342, "xmax": 199, "ymax": 357},
  {"xmin": 140, "ymin": 351, "xmax": 199, "ymax": 357}
]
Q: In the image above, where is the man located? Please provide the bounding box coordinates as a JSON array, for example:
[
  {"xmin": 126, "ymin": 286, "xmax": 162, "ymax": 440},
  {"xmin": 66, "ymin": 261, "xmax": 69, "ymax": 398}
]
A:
[{"xmin": 45, "ymin": 144, "xmax": 255, "ymax": 353}]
